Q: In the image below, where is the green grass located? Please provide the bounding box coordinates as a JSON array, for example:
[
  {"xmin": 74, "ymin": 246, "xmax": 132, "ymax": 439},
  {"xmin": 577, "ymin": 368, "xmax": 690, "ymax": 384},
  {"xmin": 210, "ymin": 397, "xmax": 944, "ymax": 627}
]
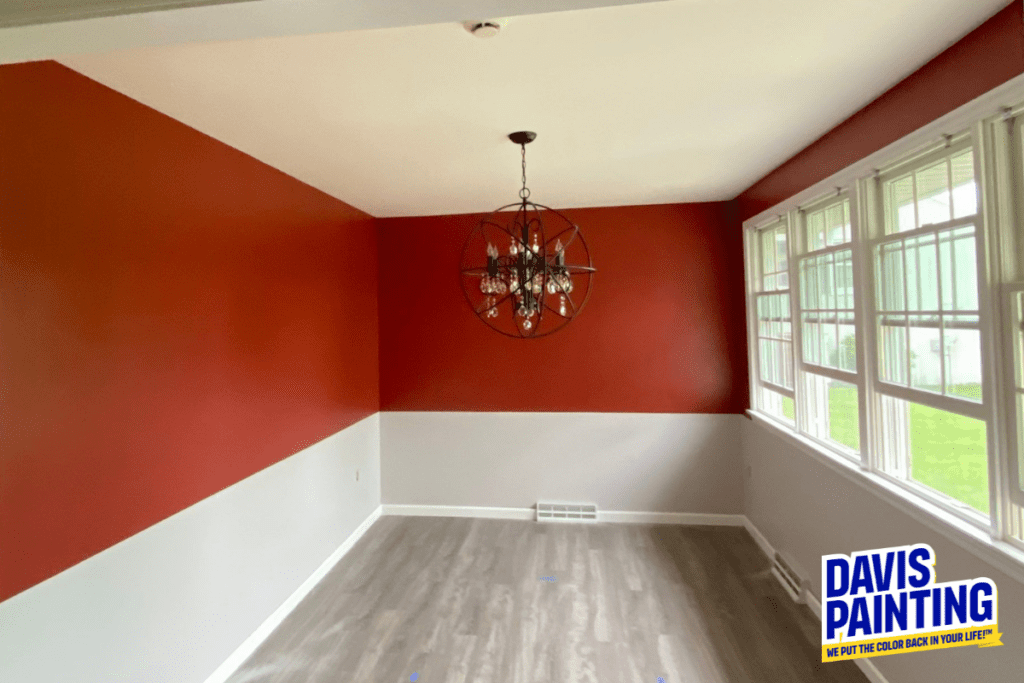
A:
[
  {"xmin": 908, "ymin": 401, "xmax": 989, "ymax": 514},
  {"xmin": 827, "ymin": 385, "xmax": 860, "ymax": 452},
  {"xmin": 828, "ymin": 385, "xmax": 988, "ymax": 514}
]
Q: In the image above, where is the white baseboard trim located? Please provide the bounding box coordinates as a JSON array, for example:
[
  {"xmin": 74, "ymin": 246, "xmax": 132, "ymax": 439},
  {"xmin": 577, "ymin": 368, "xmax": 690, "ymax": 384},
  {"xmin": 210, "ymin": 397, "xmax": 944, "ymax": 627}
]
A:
[
  {"xmin": 381, "ymin": 504, "xmax": 746, "ymax": 526},
  {"xmin": 742, "ymin": 517, "xmax": 775, "ymax": 558},
  {"xmin": 743, "ymin": 518, "xmax": 890, "ymax": 683},
  {"xmin": 203, "ymin": 504, "xmax": 383, "ymax": 683},
  {"xmin": 599, "ymin": 511, "xmax": 746, "ymax": 525},
  {"xmin": 382, "ymin": 504, "xmax": 535, "ymax": 520},
  {"xmin": 806, "ymin": 589, "xmax": 823, "ymax": 620}
]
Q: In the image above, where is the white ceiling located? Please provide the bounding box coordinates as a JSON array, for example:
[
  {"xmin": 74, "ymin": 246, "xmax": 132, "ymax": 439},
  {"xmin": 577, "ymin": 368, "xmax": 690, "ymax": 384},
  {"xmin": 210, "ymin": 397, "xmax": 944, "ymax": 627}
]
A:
[
  {"xmin": 1, "ymin": 0, "xmax": 663, "ymax": 64},
  {"xmin": 0, "ymin": 0, "xmax": 257, "ymax": 29},
  {"xmin": 60, "ymin": 0, "xmax": 1009, "ymax": 217}
]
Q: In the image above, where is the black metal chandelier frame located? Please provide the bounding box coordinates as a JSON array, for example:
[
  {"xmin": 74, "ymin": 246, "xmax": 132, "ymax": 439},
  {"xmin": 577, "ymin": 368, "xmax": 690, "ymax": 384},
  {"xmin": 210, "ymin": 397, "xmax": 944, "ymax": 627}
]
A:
[{"xmin": 459, "ymin": 132, "xmax": 596, "ymax": 339}]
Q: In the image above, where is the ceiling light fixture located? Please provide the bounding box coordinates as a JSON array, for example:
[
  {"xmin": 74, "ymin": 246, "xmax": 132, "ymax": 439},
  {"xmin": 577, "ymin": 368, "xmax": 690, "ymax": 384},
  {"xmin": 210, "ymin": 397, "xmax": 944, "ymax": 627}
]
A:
[{"xmin": 460, "ymin": 132, "xmax": 595, "ymax": 338}]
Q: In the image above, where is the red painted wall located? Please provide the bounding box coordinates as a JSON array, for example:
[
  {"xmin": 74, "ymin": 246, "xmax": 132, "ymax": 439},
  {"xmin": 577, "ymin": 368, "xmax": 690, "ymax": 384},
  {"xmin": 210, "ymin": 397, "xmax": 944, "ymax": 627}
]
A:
[
  {"xmin": 378, "ymin": 203, "xmax": 747, "ymax": 413},
  {"xmin": 738, "ymin": 0, "xmax": 1024, "ymax": 220},
  {"xmin": 0, "ymin": 62, "xmax": 379, "ymax": 602}
]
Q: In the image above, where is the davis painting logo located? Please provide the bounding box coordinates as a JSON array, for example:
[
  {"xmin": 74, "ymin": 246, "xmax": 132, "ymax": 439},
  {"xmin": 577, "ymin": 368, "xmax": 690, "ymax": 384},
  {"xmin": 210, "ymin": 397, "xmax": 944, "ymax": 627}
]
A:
[{"xmin": 822, "ymin": 543, "xmax": 1002, "ymax": 662}]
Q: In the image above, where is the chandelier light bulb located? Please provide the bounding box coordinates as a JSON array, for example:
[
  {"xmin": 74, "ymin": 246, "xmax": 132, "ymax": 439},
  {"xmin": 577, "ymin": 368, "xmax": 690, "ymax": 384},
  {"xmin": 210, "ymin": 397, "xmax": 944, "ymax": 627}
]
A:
[{"xmin": 557, "ymin": 272, "xmax": 573, "ymax": 294}]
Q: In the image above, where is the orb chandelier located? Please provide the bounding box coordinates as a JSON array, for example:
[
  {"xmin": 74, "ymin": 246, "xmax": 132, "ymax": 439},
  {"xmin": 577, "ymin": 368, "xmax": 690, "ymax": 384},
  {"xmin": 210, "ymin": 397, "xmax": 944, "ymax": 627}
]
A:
[{"xmin": 460, "ymin": 131, "xmax": 595, "ymax": 338}]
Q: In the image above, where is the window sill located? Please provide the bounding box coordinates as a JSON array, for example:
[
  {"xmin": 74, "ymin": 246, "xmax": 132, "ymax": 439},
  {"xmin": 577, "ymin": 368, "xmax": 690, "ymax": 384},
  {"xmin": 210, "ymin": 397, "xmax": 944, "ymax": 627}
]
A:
[{"xmin": 746, "ymin": 409, "xmax": 1024, "ymax": 587}]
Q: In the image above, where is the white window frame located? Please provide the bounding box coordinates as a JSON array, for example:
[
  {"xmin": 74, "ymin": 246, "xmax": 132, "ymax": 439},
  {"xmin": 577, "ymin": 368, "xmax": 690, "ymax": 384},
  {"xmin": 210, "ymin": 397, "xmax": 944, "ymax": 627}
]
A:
[
  {"xmin": 792, "ymin": 192, "xmax": 864, "ymax": 460},
  {"xmin": 862, "ymin": 135, "xmax": 994, "ymax": 527},
  {"xmin": 1003, "ymin": 286, "xmax": 1024, "ymax": 508},
  {"xmin": 746, "ymin": 217, "xmax": 795, "ymax": 421},
  {"xmin": 743, "ymin": 70, "xmax": 1024, "ymax": 580},
  {"xmin": 990, "ymin": 106, "xmax": 1024, "ymax": 514}
]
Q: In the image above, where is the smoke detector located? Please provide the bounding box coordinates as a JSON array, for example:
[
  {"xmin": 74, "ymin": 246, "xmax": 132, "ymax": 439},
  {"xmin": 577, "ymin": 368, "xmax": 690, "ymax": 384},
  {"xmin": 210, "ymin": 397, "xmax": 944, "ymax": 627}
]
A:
[{"xmin": 466, "ymin": 20, "xmax": 502, "ymax": 38}]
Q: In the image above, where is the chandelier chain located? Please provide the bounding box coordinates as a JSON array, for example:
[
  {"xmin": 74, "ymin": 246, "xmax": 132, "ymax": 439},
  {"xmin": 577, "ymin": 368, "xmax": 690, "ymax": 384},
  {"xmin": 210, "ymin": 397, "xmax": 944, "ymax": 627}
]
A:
[{"xmin": 519, "ymin": 144, "xmax": 530, "ymax": 200}]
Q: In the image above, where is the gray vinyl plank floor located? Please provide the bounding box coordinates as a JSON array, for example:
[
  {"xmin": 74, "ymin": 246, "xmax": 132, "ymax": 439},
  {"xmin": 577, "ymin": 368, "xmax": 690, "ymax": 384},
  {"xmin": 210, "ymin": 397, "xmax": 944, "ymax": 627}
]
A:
[{"xmin": 227, "ymin": 517, "xmax": 868, "ymax": 683}]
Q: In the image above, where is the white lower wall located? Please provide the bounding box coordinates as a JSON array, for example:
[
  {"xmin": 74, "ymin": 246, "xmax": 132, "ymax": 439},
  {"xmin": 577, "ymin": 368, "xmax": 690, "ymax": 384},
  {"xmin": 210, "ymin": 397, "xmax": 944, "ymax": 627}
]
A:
[
  {"xmin": 742, "ymin": 417, "xmax": 1024, "ymax": 683},
  {"xmin": 381, "ymin": 412, "xmax": 744, "ymax": 514},
  {"xmin": 0, "ymin": 413, "xmax": 381, "ymax": 683}
]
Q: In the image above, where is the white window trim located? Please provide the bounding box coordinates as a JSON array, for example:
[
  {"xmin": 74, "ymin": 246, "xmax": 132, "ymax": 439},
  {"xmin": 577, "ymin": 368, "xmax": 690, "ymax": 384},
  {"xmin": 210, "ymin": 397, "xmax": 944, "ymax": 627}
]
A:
[
  {"xmin": 793, "ymin": 193, "xmax": 861, "ymax": 451},
  {"xmin": 1002, "ymin": 284, "xmax": 1024, "ymax": 507},
  {"xmin": 868, "ymin": 135, "xmax": 987, "ymax": 425},
  {"xmin": 989, "ymin": 110, "xmax": 1024, "ymax": 512},
  {"xmin": 749, "ymin": 217, "xmax": 795, "ymax": 406},
  {"xmin": 743, "ymin": 69, "xmax": 1024, "ymax": 579}
]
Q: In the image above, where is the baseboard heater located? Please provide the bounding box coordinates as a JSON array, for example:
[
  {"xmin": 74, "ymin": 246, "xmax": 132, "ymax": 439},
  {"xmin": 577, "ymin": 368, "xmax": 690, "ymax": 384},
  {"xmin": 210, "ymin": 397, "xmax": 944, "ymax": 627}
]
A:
[
  {"xmin": 536, "ymin": 502, "xmax": 598, "ymax": 523},
  {"xmin": 771, "ymin": 550, "xmax": 810, "ymax": 604}
]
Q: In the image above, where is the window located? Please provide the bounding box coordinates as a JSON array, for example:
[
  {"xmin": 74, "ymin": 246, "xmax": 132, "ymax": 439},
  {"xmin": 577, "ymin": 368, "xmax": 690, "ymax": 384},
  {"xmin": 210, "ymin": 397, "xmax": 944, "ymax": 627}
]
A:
[
  {"xmin": 801, "ymin": 250, "xmax": 856, "ymax": 372},
  {"xmin": 807, "ymin": 195, "xmax": 852, "ymax": 248},
  {"xmin": 761, "ymin": 223, "xmax": 790, "ymax": 291},
  {"xmin": 883, "ymin": 148, "xmax": 977, "ymax": 235},
  {"xmin": 874, "ymin": 226, "xmax": 982, "ymax": 401},
  {"xmin": 876, "ymin": 146, "xmax": 982, "ymax": 402},
  {"xmin": 744, "ymin": 96, "xmax": 1024, "ymax": 560},
  {"xmin": 797, "ymin": 196, "xmax": 861, "ymax": 455},
  {"xmin": 874, "ymin": 142, "xmax": 987, "ymax": 516},
  {"xmin": 802, "ymin": 374, "xmax": 860, "ymax": 453},
  {"xmin": 876, "ymin": 396, "xmax": 989, "ymax": 514},
  {"xmin": 756, "ymin": 292, "xmax": 795, "ymax": 421},
  {"xmin": 753, "ymin": 220, "xmax": 795, "ymax": 423}
]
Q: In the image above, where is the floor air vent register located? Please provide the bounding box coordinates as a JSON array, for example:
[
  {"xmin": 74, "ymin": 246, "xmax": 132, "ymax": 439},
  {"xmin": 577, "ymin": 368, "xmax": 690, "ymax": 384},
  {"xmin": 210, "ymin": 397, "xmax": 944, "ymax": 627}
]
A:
[
  {"xmin": 536, "ymin": 502, "xmax": 598, "ymax": 522},
  {"xmin": 772, "ymin": 550, "xmax": 810, "ymax": 603}
]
